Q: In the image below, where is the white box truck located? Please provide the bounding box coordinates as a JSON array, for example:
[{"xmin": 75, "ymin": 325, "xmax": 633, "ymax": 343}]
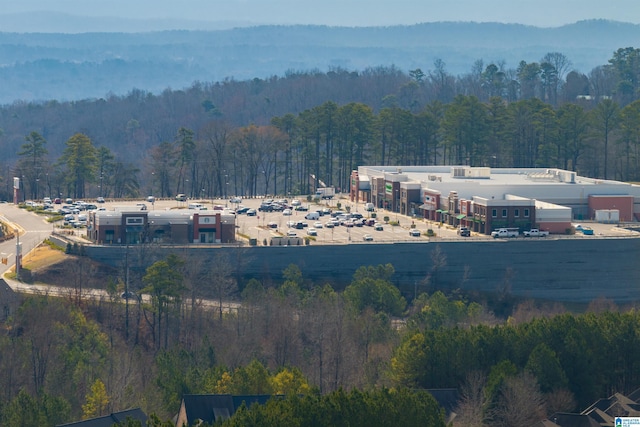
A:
[{"xmin": 315, "ymin": 187, "xmax": 335, "ymax": 199}]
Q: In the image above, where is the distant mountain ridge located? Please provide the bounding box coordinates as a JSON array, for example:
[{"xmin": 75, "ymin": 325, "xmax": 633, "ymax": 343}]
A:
[
  {"xmin": 0, "ymin": 19, "xmax": 637, "ymax": 104},
  {"xmin": 0, "ymin": 11, "xmax": 253, "ymax": 32}
]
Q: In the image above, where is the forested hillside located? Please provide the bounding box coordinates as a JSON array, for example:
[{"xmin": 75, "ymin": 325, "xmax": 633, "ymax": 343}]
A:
[
  {"xmin": 2, "ymin": 256, "xmax": 639, "ymax": 426},
  {"xmin": 0, "ymin": 20, "xmax": 638, "ymax": 104},
  {"xmin": 3, "ymin": 45, "xmax": 640, "ymax": 201}
]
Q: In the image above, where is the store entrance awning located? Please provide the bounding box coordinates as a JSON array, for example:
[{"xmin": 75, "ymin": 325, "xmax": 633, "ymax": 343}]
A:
[{"xmin": 456, "ymin": 214, "xmax": 466, "ymax": 220}]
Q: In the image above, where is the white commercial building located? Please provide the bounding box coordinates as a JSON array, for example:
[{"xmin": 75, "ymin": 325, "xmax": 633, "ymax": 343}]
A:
[{"xmin": 350, "ymin": 166, "xmax": 640, "ymax": 235}]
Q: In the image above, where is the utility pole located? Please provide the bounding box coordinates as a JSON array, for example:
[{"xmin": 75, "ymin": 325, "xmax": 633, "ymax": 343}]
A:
[{"xmin": 15, "ymin": 229, "xmax": 20, "ymax": 280}]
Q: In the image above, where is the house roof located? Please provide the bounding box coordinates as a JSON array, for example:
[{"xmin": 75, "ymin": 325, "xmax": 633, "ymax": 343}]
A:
[
  {"xmin": 425, "ymin": 388, "xmax": 459, "ymax": 416},
  {"xmin": 627, "ymin": 387, "xmax": 640, "ymax": 402},
  {"xmin": 544, "ymin": 412, "xmax": 601, "ymax": 427},
  {"xmin": 180, "ymin": 394, "xmax": 274, "ymax": 425},
  {"xmin": 582, "ymin": 392, "xmax": 640, "ymax": 417},
  {"xmin": 56, "ymin": 408, "xmax": 147, "ymax": 427}
]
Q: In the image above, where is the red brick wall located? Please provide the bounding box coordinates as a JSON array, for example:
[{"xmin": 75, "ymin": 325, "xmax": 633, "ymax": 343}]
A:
[
  {"xmin": 537, "ymin": 221, "xmax": 571, "ymax": 234},
  {"xmin": 588, "ymin": 195, "xmax": 633, "ymax": 222}
]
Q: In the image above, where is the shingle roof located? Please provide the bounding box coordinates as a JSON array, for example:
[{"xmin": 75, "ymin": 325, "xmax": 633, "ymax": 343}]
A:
[
  {"xmin": 180, "ymin": 394, "xmax": 275, "ymax": 425},
  {"xmin": 546, "ymin": 412, "xmax": 601, "ymax": 427},
  {"xmin": 56, "ymin": 408, "xmax": 147, "ymax": 427}
]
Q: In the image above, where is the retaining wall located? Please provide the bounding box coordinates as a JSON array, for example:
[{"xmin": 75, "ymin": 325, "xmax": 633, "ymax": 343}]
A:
[{"xmin": 83, "ymin": 238, "xmax": 640, "ymax": 304}]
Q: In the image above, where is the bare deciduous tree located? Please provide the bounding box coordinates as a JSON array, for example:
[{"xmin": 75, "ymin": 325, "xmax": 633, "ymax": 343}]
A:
[
  {"xmin": 488, "ymin": 372, "xmax": 546, "ymax": 427},
  {"xmin": 454, "ymin": 371, "xmax": 490, "ymax": 427}
]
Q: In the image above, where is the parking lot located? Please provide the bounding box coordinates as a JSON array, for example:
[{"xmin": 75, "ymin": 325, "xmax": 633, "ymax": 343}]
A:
[
  {"xmin": 225, "ymin": 197, "xmax": 468, "ymax": 244},
  {"xmin": 60, "ymin": 195, "xmax": 640, "ymax": 245}
]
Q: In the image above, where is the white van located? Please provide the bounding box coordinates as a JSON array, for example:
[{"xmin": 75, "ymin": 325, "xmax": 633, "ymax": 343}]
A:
[
  {"xmin": 305, "ymin": 211, "xmax": 320, "ymax": 220},
  {"xmin": 188, "ymin": 203, "xmax": 204, "ymax": 209}
]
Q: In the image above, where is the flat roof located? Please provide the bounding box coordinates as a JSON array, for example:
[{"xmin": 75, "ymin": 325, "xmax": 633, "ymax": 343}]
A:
[{"xmin": 359, "ymin": 165, "xmax": 640, "ymax": 202}]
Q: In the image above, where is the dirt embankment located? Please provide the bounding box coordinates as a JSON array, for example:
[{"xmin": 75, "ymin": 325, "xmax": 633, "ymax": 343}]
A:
[{"xmin": 17, "ymin": 244, "xmax": 118, "ymax": 287}]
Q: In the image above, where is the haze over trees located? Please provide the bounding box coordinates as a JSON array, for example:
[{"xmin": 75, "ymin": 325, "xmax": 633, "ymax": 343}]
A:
[{"xmin": 0, "ymin": 20, "xmax": 638, "ymax": 104}]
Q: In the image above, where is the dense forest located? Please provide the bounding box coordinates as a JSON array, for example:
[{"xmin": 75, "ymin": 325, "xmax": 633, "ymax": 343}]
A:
[
  {"xmin": 1, "ymin": 253, "xmax": 638, "ymax": 426},
  {"xmin": 3, "ymin": 46, "xmax": 640, "ymax": 202}
]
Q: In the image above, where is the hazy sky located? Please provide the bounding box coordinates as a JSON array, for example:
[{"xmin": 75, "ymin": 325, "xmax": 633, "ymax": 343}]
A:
[{"xmin": 3, "ymin": 0, "xmax": 639, "ymax": 27}]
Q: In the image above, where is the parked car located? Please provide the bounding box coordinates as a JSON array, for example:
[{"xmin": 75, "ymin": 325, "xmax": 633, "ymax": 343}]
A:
[
  {"xmin": 267, "ymin": 221, "xmax": 278, "ymax": 228},
  {"xmin": 286, "ymin": 230, "xmax": 297, "ymax": 237},
  {"xmin": 314, "ymin": 221, "xmax": 323, "ymax": 228},
  {"xmin": 96, "ymin": 196, "xmax": 105, "ymax": 203},
  {"xmin": 374, "ymin": 223, "xmax": 384, "ymax": 231},
  {"xmin": 324, "ymin": 221, "xmax": 335, "ymax": 228},
  {"xmin": 282, "ymin": 209, "xmax": 292, "ymax": 216},
  {"xmin": 121, "ymin": 291, "xmax": 137, "ymax": 300},
  {"xmin": 236, "ymin": 206, "xmax": 250, "ymax": 214},
  {"xmin": 229, "ymin": 196, "xmax": 242, "ymax": 203},
  {"xmin": 305, "ymin": 212, "xmax": 320, "ymax": 220},
  {"xmin": 175, "ymin": 194, "xmax": 187, "ymax": 202},
  {"xmin": 491, "ymin": 228, "xmax": 519, "ymax": 238},
  {"xmin": 363, "ymin": 234, "xmax": 373, "ymax": 241},
  {"xmin": 307, "ymin": 228, "xmax": 318, "ymax": 236},
  {"xmin": 246, "ymin": 209, "xmax": 257, "ymax": 216},
  {"xmin": 457, "ymin": 226, "xmax": 471, "ymax": 237},
  {"xmin": 523, "ymin": 228, "xmax": 549, "ymax": 237},
  {"xmin": 409, "ymin": 229, "xmax": 421, "ymax": 237},
  {"xmin": 146, "ymin": 195, "xmax": 155, "ymax": 203}
]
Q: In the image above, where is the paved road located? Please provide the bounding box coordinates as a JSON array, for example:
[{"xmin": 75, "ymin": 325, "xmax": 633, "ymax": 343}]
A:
[{"xmin": 0, "ymin": 203, "xmax": 53, "ymax": 276}]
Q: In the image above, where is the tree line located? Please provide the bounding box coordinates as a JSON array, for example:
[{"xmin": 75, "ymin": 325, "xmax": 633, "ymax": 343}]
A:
[
  {"xmin": 3, "ymin": 47, "xmax": 640, "ymax": 201},
  {"xmin": 10, "ymin": 95, "xmax": 640, "ymax": 202}
]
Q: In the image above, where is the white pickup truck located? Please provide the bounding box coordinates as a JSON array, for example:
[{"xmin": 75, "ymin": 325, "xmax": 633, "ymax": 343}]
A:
[
  {"xmin": 491, "ymin": 228, "xmax": 520, "ymax": 238},
  {"xmin": 523, "ymin": 228, "xmax": 549, "ymax": 237}
]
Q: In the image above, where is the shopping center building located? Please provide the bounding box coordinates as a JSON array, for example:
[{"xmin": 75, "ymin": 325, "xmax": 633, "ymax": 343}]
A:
[
  {"xmin": 350, "ymin": 166, "xmax": 640, "ymax": 235},
  {"xmin": 87, "ymin": 209, "xmax": 236, "ymax": 245}
]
